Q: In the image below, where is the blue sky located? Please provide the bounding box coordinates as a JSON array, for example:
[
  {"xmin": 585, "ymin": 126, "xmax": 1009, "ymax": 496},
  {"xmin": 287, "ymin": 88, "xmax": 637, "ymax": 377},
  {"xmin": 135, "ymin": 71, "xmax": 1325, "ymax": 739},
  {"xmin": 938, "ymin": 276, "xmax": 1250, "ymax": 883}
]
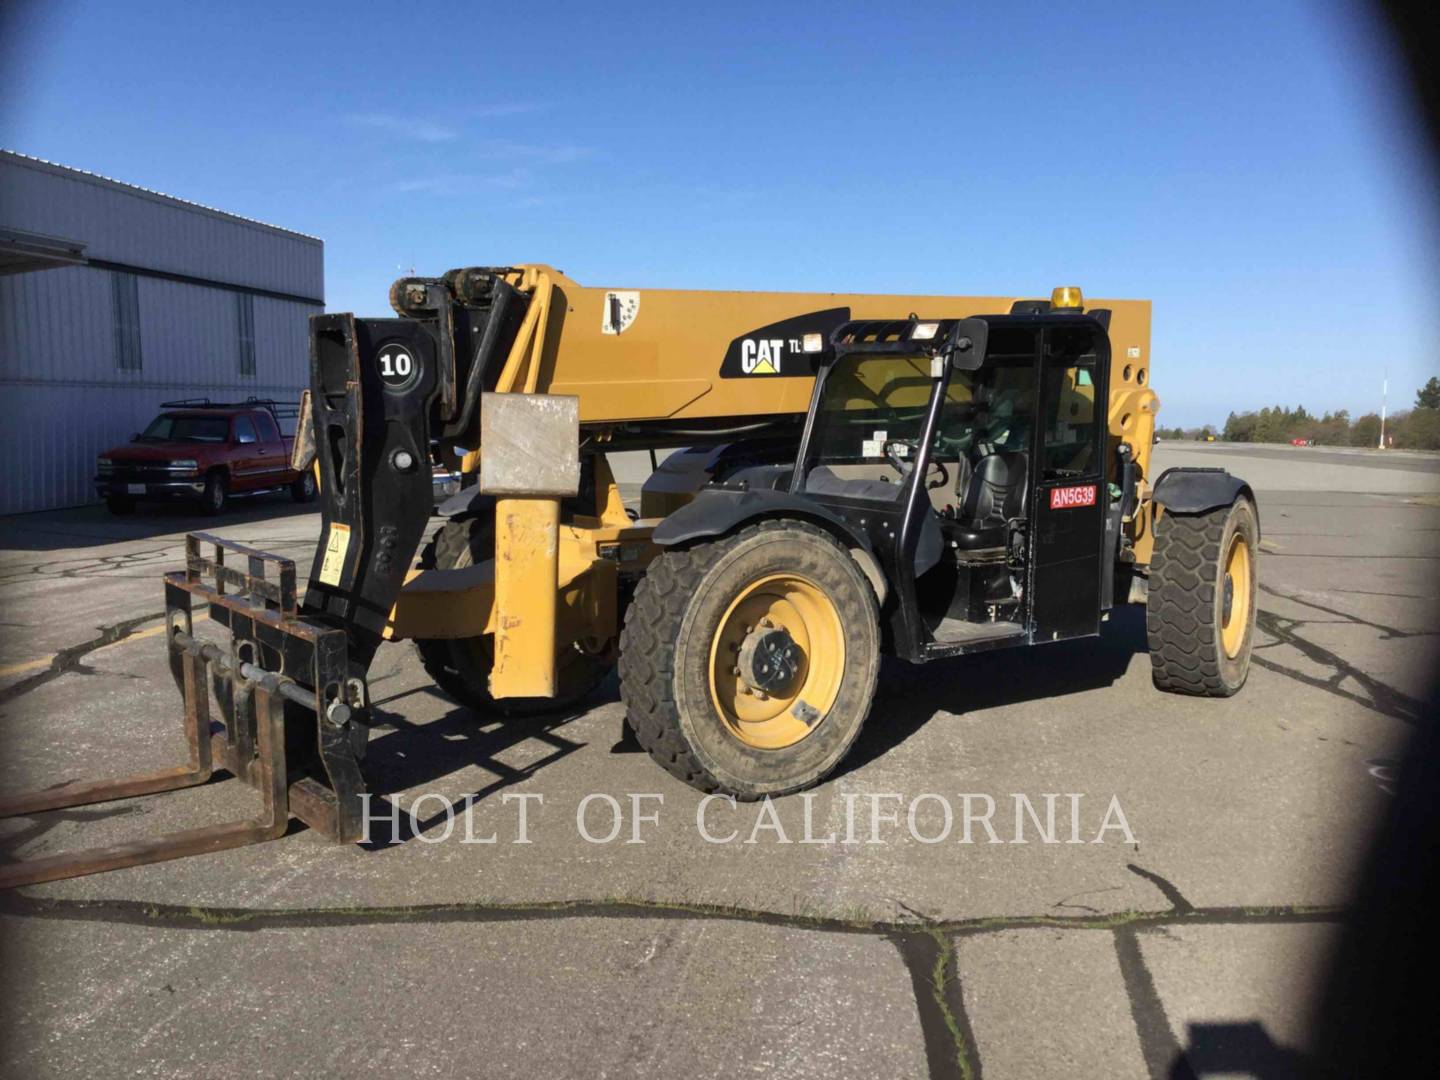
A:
[{"xmin": 3, "ymin": 0, "xmax": 1434, "ymax": 426}]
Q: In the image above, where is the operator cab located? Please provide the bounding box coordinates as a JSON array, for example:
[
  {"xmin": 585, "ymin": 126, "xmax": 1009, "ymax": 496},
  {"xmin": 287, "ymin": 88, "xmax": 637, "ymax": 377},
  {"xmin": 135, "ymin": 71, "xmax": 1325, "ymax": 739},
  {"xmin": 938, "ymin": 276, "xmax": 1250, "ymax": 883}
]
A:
[{"xmin": 790, "ymin": 311, "xmax": 1111, "ymax": 660}]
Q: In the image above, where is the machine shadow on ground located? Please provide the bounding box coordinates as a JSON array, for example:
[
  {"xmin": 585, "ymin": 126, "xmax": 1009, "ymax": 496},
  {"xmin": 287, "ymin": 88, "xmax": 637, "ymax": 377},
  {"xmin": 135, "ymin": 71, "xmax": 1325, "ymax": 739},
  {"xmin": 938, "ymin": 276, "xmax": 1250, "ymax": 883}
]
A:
[
  {"xmin": 353, "ymin": 695, "xmax": 592, "ymax": 847},
  {"xmin": 346, "ymin": 603, "xmax": 1149, "ymax": 844},
  {"xmin": 839, "ymin": 603, "xmax": 1150, "ymax": 776}
]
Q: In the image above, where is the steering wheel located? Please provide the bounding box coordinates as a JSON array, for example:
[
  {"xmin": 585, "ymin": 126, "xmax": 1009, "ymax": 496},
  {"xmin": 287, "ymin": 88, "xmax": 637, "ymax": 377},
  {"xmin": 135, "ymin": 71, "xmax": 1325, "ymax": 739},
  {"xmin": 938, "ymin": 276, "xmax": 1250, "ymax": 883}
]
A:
[
  {"xmin": 883, "ymin": 440, "xmax": 950, "ymax": 490},
  {"xmin": 883, "ymin": 439, "xmax": 915, "ymax": 479}
]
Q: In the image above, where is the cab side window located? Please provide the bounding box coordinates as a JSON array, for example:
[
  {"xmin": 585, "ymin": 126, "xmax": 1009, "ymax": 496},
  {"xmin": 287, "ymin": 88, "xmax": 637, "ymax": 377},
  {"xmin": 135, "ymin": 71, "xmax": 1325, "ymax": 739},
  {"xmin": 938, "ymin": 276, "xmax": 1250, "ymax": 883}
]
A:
[
  {"xmin": 1041, "ymin": 360, "xmax": 1098, "ymax": 477},
  {"xmin": 254, "ymin": 411, "xmax": 280, "ymax": 443},
  {"xmin": 234, "ymin": 416, "xmax": 258, "ymax": 445}
]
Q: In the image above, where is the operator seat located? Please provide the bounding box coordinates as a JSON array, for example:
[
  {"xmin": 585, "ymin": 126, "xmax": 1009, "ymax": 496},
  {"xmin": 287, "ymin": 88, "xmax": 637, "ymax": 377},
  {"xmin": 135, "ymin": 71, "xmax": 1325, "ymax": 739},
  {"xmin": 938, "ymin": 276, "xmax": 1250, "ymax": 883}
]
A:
[{"xmin": 947, "ymin": 449, "xmax": 1028, "ymax": 549}]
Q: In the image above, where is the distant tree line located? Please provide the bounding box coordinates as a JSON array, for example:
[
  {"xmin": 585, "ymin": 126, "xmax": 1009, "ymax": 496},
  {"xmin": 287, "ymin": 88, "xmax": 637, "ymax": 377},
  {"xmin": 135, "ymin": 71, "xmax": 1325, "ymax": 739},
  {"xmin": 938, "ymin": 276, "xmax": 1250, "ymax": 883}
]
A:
[{"xmin": 1156, "ymin": 377, "xmax": 1440, "ymax": 450}]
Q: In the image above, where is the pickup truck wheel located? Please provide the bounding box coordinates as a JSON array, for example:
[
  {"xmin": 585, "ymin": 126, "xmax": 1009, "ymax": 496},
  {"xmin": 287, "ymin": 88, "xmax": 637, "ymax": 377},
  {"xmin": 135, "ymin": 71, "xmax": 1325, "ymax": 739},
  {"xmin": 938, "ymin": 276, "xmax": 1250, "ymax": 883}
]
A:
[
  {"xmin": 619, "ymin": 520, "xmax": 881, "ymax": 799},
  {"xmin": 202, "ymin": 471, "xmax": 228, "ymax": 515},
  {"xmin": 1147, "ymin": 498, "xmax": 1258, "ymax": 696},
  {"xmin": 412, "ymin": 516, "xmax": 614, "ymax": 717},
  {"xmin": 290, "ymin": 470, "xmax": 317, "ymax": 503},
  {"xmin": 104, "ymin": 495, "xmax": 135, "ymax": 515}
]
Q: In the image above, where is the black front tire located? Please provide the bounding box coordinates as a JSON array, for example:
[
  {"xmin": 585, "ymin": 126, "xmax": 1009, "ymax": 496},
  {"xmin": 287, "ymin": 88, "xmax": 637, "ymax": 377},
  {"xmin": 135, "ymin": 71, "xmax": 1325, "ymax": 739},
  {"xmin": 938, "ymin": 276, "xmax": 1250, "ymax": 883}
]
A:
[
  {"xmin": 619, "ymin": 521, "xmax": 881, "ymax": 800},
  {"xmin": 290, "ymin": 470, "xmax": 317, "ymax": 503},
  {"xmin": 105, "ymin": 495, "xmax": 135, "ymax": 515},
  {"xmin": 202, "ymin": 472, "xmax": 229, "ymax": 516}
]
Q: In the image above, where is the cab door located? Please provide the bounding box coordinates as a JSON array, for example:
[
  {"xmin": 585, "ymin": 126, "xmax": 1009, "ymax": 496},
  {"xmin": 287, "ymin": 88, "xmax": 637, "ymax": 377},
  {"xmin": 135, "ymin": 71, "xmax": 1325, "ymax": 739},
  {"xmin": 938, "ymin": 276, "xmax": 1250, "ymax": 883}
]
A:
[
  {"xmin": 251, "ymin": 409, "xmax": 290, "ymax": 487},
  {"xmin": 1027, "ymin": 324, "xmax": 1108, "ymax": 642},
  {"xmin": 231, "ymin": 413, "xmax": 265, "ymax": 491}
]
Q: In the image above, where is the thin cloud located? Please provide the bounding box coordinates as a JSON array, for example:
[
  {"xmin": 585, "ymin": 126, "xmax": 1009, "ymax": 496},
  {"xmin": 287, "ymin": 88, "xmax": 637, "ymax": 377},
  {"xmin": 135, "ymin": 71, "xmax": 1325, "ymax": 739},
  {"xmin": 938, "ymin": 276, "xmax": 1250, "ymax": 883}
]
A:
[
  {"xmin": 346, "ymin": 113, "xmax": 457, "ymax": 143},
  {"xmin": 468, "ymin": 102, "xmax": 548, "ymax": 118},
  {"xmin": 388, "ymin": 170, "xmax": 529, "ymax": 195},
  {"xmin": 470, "ymin": 140, "xmax": 591, "ymax": 164},
  {"xmin": 345, "ymin": 104, "xmax": 549, "ymax": 142},
  {"xmin": 382, "ymin": 137, "xmax": 590, "ymax": 197}
]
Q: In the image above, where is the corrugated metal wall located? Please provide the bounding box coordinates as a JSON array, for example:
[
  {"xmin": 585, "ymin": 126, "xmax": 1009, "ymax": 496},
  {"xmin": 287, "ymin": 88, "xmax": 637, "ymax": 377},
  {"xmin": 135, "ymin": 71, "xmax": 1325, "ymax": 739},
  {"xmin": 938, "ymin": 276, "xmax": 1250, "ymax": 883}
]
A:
[
  {"xmin": 0, "ymin": 152, "xmax": 323, "ymax": 514},
  {"xmin": 0, "ymin": 153, "xmax": 322, "ymax": 300},
  {"xmin": 0, "ymin": 268, "xmax": 312, "ymax": 387}
]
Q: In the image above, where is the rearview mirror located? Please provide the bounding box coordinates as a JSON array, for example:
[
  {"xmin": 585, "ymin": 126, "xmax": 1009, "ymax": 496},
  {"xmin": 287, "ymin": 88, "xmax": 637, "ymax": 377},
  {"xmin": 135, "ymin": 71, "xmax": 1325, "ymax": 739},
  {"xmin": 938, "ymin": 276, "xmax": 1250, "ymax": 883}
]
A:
[{"xmin": 949, "ymin": 317, "xmax": 990, "ymax": 372}]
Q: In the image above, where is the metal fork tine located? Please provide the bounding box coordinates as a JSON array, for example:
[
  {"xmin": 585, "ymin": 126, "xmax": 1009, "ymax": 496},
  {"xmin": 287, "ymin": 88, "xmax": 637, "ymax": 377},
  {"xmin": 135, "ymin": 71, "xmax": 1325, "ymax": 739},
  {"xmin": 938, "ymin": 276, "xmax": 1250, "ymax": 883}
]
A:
[
  {"xmin": 0, "ymin": 672, "xmax": 289, "ymax": 890},
  {"xmin": 0, "ymin": 651, "xmax": 214, "ymax": 818}
]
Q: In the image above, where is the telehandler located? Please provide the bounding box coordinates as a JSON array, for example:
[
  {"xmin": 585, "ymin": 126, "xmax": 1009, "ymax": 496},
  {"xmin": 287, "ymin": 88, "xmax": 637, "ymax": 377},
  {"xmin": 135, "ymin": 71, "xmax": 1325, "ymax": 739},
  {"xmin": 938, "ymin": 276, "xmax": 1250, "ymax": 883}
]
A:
[{"xmin": 0, "ymin": 267, "xmax": 1258, "ymax": 886}]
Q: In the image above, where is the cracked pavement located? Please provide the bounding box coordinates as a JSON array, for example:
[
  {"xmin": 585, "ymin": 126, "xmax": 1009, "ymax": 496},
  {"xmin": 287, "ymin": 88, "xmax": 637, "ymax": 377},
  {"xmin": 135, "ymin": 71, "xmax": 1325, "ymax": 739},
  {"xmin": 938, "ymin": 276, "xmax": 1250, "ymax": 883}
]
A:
[{"xmin": 0, "ymin": 444, "xmax": 1436, "ymax": 1078}]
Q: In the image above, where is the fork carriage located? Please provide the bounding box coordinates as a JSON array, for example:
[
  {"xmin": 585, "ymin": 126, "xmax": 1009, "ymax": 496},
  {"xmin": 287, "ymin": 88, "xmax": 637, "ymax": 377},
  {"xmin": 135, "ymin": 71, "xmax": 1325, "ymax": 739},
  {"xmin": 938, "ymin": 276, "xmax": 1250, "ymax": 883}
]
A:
[{"xmin": 0, "ymin": 534, "xmax": 367, "ymax": 888}]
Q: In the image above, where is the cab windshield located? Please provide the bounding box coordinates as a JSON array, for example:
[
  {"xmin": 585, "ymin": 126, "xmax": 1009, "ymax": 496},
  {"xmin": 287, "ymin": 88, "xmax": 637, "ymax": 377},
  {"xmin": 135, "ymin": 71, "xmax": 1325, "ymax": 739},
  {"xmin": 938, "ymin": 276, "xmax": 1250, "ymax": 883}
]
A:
[
  {"xmin": 799, "ymin": 351, "xmax": 1043, "ymax": 503},
  {"xmin": 800, "ymin": 354, "xmax": 977, "ymax": 502}
]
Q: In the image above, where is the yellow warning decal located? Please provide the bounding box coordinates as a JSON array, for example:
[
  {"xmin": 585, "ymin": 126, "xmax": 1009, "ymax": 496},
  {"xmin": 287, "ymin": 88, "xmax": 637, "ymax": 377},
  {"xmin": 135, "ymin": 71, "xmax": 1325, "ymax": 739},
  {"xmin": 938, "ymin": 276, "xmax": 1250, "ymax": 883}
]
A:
[{"xmin": 318, "ymin": 523, "xmax": 351, "ymax": 586}]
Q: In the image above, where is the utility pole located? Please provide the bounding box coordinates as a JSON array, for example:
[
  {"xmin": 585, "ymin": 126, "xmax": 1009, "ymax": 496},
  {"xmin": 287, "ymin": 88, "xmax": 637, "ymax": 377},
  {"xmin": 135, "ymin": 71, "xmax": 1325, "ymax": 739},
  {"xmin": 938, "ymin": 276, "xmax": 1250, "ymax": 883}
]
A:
[{"xmin": 1379, "ymin": 371, "xmax": 1388, "ymax": 449}]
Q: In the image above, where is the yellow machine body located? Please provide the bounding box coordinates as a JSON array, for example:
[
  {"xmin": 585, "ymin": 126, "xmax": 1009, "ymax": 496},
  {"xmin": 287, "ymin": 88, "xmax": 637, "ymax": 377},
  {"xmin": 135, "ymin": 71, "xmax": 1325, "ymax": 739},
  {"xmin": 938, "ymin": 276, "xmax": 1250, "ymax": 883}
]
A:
[{"xmin": 388, "ymin": 266, "xmax": 1157, "ymax": 699}]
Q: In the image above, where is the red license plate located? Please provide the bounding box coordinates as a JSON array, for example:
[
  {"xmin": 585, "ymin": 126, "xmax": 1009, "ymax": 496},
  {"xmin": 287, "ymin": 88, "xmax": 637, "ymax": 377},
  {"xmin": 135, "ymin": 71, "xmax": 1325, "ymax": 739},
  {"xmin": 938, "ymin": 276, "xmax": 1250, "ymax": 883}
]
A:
[{"xmin": 1049, "ymin": 483, "xmax": 1097, "ymax": 509}]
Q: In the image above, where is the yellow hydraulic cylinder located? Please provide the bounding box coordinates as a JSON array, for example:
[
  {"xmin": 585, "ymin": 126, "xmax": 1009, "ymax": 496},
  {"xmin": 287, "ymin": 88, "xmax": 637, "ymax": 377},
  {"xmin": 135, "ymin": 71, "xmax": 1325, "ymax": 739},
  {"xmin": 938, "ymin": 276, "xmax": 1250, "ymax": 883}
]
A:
[
  {"xmin": 490, "ymin": 496, "xmax": 561, "ymax": 698},
  {"xmin": 478, "ymin": 391, "xmax": 580, "ymax": 700}
]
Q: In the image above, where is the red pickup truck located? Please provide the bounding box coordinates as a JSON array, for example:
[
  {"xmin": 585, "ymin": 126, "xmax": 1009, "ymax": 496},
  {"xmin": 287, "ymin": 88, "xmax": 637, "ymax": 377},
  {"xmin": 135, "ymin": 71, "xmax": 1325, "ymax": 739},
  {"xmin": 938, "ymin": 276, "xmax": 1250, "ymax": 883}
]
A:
[{"xmin": 95, "ymin": 399, "xmax": 315, "ymax": 515}]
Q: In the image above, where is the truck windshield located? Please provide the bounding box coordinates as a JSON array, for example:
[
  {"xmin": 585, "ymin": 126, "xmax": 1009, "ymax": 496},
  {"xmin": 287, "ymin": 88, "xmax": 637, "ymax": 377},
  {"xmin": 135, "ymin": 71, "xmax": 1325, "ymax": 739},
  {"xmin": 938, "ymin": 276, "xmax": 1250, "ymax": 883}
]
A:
[{"xmin": 139, "ymin": 415, "xmax": 231, "ymax": 443}]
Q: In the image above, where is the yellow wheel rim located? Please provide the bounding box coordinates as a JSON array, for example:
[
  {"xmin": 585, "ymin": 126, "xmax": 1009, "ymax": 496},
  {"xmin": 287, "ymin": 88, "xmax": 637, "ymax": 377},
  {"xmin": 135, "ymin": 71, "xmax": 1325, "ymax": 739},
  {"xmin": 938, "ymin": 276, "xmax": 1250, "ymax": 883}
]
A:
[
  {"xmin": 1220, "ymin": 533, "xmax": 1253, "ymax": 658},
  {"xmin": 707, "ymin": 573, "xmax": 845, "ymax": 750}
]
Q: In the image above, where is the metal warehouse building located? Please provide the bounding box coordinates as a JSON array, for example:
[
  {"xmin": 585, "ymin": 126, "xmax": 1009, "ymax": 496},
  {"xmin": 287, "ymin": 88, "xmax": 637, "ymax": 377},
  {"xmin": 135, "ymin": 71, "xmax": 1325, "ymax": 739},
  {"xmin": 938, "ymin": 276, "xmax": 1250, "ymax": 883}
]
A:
[{"xmin": 0, "ymin": 150, "xmax": 323, "ymax": 514}]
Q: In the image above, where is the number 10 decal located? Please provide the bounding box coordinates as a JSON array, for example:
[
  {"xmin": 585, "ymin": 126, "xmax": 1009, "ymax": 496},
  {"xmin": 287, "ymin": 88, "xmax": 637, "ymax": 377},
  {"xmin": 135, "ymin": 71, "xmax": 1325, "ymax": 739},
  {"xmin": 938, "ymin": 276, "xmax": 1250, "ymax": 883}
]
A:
[{"xmin": 376, "ymin": 342, "xmax": 418, "ymax": 392}]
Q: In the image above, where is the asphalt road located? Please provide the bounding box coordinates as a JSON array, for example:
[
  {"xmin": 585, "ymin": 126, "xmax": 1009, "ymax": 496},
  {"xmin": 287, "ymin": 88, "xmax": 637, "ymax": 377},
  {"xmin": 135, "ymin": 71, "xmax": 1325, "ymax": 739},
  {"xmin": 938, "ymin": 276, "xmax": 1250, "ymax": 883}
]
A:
[{"xmin": 1, "ymin": 442, "xmax": 1435, "ymax": 1078}]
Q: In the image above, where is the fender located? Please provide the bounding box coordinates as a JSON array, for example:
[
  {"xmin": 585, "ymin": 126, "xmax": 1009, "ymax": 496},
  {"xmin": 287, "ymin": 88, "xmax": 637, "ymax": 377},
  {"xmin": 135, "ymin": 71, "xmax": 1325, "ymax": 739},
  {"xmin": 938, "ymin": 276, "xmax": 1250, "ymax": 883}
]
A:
[
  {"xmin": 653, "ymin": 484, "xmax": 872, "ymax": 549},
  {"xmin": 653, "ymin": 486, "xmax": 897, "ymax": 602},
  {"xmin": 651, "ymin": 485, "xmax": 940, "ymax": 605},
  {"xmin": 1152, "ymin": 467, "xmax": 1259, "ymax": 530}
]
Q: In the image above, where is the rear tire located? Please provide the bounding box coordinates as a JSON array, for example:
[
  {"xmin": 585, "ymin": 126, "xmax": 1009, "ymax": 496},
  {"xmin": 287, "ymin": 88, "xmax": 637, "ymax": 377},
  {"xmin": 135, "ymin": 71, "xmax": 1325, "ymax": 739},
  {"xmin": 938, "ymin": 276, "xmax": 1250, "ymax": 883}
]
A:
[
  {"xmin": 1147, "ymin": 498, "xmax": 1258, "ymax": 696},
  {"xmin": 105, "ymin": 495, "xmax": 135, "ymax": 515},
  {"xmin": 619, "ymin": 521, "xmax": 881, "ymax": 799},
  {"xmin": 412, "ymin": 515, "xmax": 614, "ymax": 716}
]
